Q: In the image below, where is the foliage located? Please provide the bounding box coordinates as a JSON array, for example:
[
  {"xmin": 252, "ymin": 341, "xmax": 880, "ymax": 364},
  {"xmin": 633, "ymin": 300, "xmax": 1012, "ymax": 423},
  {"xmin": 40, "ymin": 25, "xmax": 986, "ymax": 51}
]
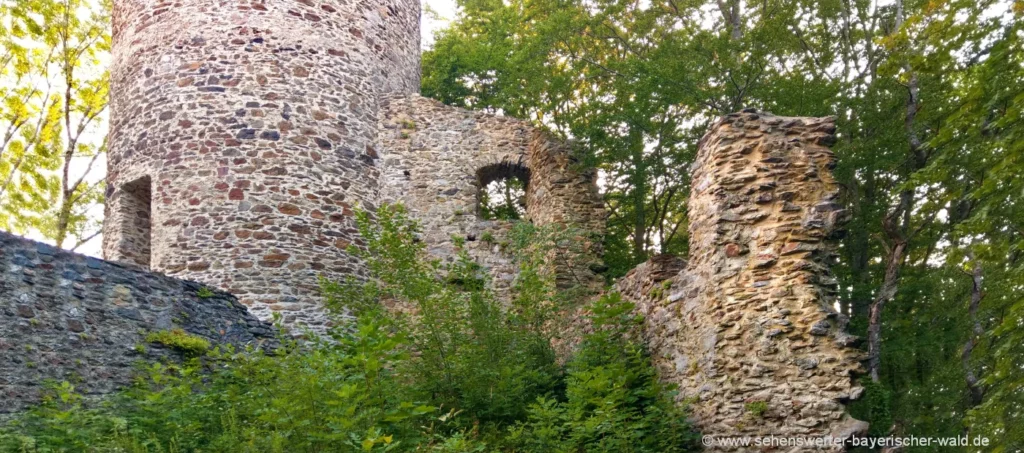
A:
[
  {"xmin": 144, "ymin": 329, "xmax": 211, "ymax": 357},
  {"xmin": 848, "ymin": 380, "xmax": 893, "ymax": 438},
  {"xmin": 507, "ymin": 292, "xmax": 697, "ymax": 452},
  {"xmin": 479, "ymin": 176, "xmax": 525, "ymax": 221},
  {"xmin": 0, "ymin": 0, "xmax": 109, "ymax": 250},
  {"xmin": 940, "ymin": 10, "xmax": 1024, "ymax": 447},
  {"xmin": 424, "ymin": 0, "xmax": 1023, "ymax": 449},
  {"xmin": 195, "ymin": 286, "xmax": 215, "ymax": 298},
  {"xmin": 1, "ymin": 204, "xmax": 695, "ymax": 452},
  {"xmin": 0, "ymin": 382, "xmax": 126, "ymax": 453},
  {"xmin": 744, "ymin": 401, "xmax": 768, "ymax": 419},
  {"xmin": 325, "ymin": 204, "xmax": 564, "ymax": 430},
  {"xmin": 2, "ymin": 321, "xmax": 437, "ymax": 452}
]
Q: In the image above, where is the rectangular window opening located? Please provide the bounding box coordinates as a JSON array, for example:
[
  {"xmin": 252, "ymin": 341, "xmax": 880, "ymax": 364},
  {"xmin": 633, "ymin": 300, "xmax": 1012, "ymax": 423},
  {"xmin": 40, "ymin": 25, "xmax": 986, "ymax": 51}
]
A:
[{"xmin": 121, "ymin": 176, "xmax": 152, "ymax": 268}]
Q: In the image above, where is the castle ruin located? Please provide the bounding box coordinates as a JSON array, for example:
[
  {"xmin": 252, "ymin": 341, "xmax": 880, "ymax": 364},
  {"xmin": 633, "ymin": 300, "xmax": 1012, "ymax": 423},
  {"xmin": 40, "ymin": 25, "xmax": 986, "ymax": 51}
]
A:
[
  {"xmin": 615, "ymin": 111, "xmax": 867, "ymax": 443},
  {"xmin": 2, "ymin": 0, "xmax": 865, "ymax": 445},
  {"xmin": 101, "ymin": 0, "xmax": 604, "ymax": 326}
]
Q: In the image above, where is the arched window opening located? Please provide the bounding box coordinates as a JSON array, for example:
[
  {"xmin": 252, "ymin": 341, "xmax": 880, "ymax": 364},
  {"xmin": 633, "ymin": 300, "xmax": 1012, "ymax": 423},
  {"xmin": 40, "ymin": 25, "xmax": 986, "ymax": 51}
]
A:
[{"xmin": 477, "ymin": 162, "xmax": 529, "ymax": 221}]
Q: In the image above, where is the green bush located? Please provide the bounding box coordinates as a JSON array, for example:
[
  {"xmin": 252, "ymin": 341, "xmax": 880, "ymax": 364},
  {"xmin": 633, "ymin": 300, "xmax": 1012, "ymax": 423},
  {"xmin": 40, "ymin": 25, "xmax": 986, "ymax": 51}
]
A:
[
  {"xmin": 3, "ymin": 318, "xmax": 440, "ymax": 452},
  {"xmin": 325, "ymin": 204, "xmax": 564, "ymax": 432},
  {"xmin": 0, "ymin": 203, "xmax": 696, "ymax": 452},
  {"xmin": 506, "ymin": 293, "xmax": 698, "ymax": 452}
]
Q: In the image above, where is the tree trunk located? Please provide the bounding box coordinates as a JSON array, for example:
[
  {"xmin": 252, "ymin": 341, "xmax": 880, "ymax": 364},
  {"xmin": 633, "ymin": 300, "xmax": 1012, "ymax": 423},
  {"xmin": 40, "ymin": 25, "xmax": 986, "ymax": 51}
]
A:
[
  {"xmin": 867, "ymin": 0, "xmax": 925, "ymax": 384},
  {"xmin": 628, "ymin": 126, "xmax": 647, "ymax": 262},
  {"xmin": 961, "ymin": 256, "xmax": 985, "ymax": 407},
  {"xmin": 867, "ymin": 238, "xmax": 908, "ymax": 382},
  {"xmin": 54, "ymin": 200, "xmax": 71, "ymax": 249},
  {"xmin": 717, "ymin": 0, "xmax": 743, "ymax": 40}
]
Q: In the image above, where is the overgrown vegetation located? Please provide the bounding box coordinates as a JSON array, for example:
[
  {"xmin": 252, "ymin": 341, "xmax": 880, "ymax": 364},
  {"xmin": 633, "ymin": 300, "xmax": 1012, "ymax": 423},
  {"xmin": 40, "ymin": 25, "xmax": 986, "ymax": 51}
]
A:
[
  {"xmin": 423, "ymin": 0, "xmax": 1023, "ymax": 448},
  {"xmin": 0, "ymin": 204, "xmax": 696, "ymax": 452},
  {"xmin": 479, "ymin": 176, "xmax": 526, "ymax": 221},
  {"xmin": 144, "ymin": 329, "xmax": 211, "ymax": 357}
]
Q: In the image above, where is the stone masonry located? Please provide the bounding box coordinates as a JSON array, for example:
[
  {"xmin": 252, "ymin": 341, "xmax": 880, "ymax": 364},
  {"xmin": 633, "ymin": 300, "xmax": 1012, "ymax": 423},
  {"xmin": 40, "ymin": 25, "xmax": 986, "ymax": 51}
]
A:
[
  {"xmin": 101, "ymin": 0, "xmax": 604, "ymax": 327},
  {"xmin": 0, "ymin": 231, "xmax": 274, "ymax": 416},
  {"xmin": 378, "ymin": 95, "xmax": 606, "ymax": 293},
  {"xmin": 83, "ymin": 0, "xmax": 869, "ymax": 442},
  {"xmin": 615, "ymin": 110, "xmax": 867, "ymax": 447},
  {"xmin": 103, "ymin": 0, "xmax": 421, "ymax": 327}
]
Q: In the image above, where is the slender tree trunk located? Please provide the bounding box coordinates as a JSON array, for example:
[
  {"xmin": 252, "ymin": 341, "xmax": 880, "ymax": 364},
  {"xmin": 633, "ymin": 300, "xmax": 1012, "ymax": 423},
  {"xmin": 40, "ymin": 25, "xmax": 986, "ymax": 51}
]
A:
[
  {"xmin": 848, "ymin": 171, "xmax": 876, "ymax": 319},
  {"xmin": 628, "ymin": 126, "xmax": 648, "ymax": 262},
  {"xmin": 729, "ymin": 0, "xmax": 742, "ymax": 40},
  {"xmin": 55, "ymin": 201, "xmax": 71, "ymax": 249},
  {"xmin": 717, "ymin": 0, "xmax": 743, "ymax": 40},
  {"xmin": 867, "ymin": 238, "xmax": 908, "ymax": 382},
  {"xmin": 867, "ymin": 0, "xmax": 925, "ymax": 383},
  {"xmin": 503, "ymin": 179, "xmax": 514, "ymax": 217},
  {"xmin": 57, "ymin": 16, "xmax": 75, "ymax": 250},
  {"xmin": 962, "ymin": 255, "xmax": 985, "ymax": 407}
]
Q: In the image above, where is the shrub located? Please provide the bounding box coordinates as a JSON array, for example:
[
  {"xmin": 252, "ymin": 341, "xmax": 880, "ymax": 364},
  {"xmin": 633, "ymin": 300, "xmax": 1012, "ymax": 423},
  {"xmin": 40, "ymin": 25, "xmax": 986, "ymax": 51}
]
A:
[
  {"xmin": 325, "ymin": 204, "xmax": 564, "ymax": 431},
  {"xmin": 506, "ymin": 293, "xmax": 698, "ymax": 452},
  {"xmin": 0, "ymin": 203, "xmax": 697, "ymax": 452},
  {"xmin": 2, "ymin": 318, "xmax": 438, "ymax": 452}
]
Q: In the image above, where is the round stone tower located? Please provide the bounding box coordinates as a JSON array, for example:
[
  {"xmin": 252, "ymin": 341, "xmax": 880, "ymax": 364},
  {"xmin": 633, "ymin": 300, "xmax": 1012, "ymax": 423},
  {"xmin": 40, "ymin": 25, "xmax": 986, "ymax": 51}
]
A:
[{"xmin": 103, "ymin": 0, "xmax": 421, "ymax": 326}]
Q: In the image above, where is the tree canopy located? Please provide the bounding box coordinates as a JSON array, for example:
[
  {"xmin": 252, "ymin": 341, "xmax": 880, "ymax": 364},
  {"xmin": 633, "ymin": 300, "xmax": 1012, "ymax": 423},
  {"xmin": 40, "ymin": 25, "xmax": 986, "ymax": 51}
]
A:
[
  {"xmin": 423, "ymin": 0, "xmax": 1023, "ymax": 447},
  {"xmin": 0, "ymin": 0, "xmax": 108, "ymax": 250}
]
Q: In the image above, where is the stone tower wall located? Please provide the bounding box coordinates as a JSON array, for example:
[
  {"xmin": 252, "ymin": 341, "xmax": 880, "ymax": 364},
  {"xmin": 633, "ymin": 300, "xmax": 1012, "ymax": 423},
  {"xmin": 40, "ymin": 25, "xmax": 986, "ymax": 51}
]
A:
[
  {"xmin": 103, "ymin": 0, "xmax": 420, "ymax": 326},
  {"xmin": 615, "ymin": 110, "xmax": 866, "ymax": 446}
]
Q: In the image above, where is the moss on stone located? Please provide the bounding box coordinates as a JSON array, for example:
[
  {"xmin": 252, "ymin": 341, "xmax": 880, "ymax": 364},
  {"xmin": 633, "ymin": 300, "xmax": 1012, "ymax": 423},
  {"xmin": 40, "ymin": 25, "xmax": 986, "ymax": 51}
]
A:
[
  {"xmin": 745, "ymin": 401, "xmax": 769, "ymax": 418},
  {"xmin": 145, "ymin": 328, "xmax": 210, "ymax": 356}
]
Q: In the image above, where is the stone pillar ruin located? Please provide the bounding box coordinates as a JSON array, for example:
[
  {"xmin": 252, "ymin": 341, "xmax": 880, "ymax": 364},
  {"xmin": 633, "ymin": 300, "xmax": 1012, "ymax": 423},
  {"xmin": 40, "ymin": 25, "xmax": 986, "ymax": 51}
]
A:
[
  {"xmin": 615, "ymin": 110, "xmax": 866, "ymax": 447},
  {"xmin": 102, "ymin": 0, "xmax": 420, "ymax": 326}
]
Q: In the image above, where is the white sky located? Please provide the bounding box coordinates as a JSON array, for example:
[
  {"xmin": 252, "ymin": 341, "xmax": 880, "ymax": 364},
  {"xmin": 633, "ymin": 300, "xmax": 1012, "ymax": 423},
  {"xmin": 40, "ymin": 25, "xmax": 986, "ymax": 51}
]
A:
[{"xmin": 422, "ymin": 0, "xmax": 458, "ymax": 48}]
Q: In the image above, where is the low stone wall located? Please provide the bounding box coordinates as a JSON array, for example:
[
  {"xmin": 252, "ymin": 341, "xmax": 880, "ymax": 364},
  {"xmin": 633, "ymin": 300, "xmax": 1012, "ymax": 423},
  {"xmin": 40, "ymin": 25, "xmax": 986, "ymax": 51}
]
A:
[
  {"xmin": 615, "ymin": 110, "xmax": 867, "ymax": 448},
  {"xmin": 0, "ymin": 232, "xmax": 275, "ymax": 416}
]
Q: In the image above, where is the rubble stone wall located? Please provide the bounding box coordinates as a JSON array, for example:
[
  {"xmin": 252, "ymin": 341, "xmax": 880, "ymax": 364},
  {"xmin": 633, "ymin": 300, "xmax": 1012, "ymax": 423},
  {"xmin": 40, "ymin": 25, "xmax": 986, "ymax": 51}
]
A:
[
  {"xmin": 0, "ymin": 232, "xmax": 275, "ymax": 416},
  {"xmin": 102, "ymin": 0, "xmax": 420, "ymax": 327},
  {"xmin": 377, "ymin": 95, "xmax": 606, "ymax": 293},
  {"xmin": 615, "ymin": 110, "xmax": 866, "ymax": 447}
]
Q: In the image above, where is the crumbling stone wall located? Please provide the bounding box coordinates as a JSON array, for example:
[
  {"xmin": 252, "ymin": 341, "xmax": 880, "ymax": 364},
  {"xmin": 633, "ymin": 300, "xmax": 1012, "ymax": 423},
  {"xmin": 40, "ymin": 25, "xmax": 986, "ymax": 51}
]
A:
[
  {"xmin": 103, "ymin": 0, "xmax": 421, "ymax": 327},
  {"xmin": 377, "ymin": 95, "xmax": 606, "ymax": 293},
  {"xmin": 615, "ymin": 110, "xmax": 866, "ymax": 446},
  {"xmin": 0, "ymin": 232, "xmax": 274, "ymax": 416}
]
